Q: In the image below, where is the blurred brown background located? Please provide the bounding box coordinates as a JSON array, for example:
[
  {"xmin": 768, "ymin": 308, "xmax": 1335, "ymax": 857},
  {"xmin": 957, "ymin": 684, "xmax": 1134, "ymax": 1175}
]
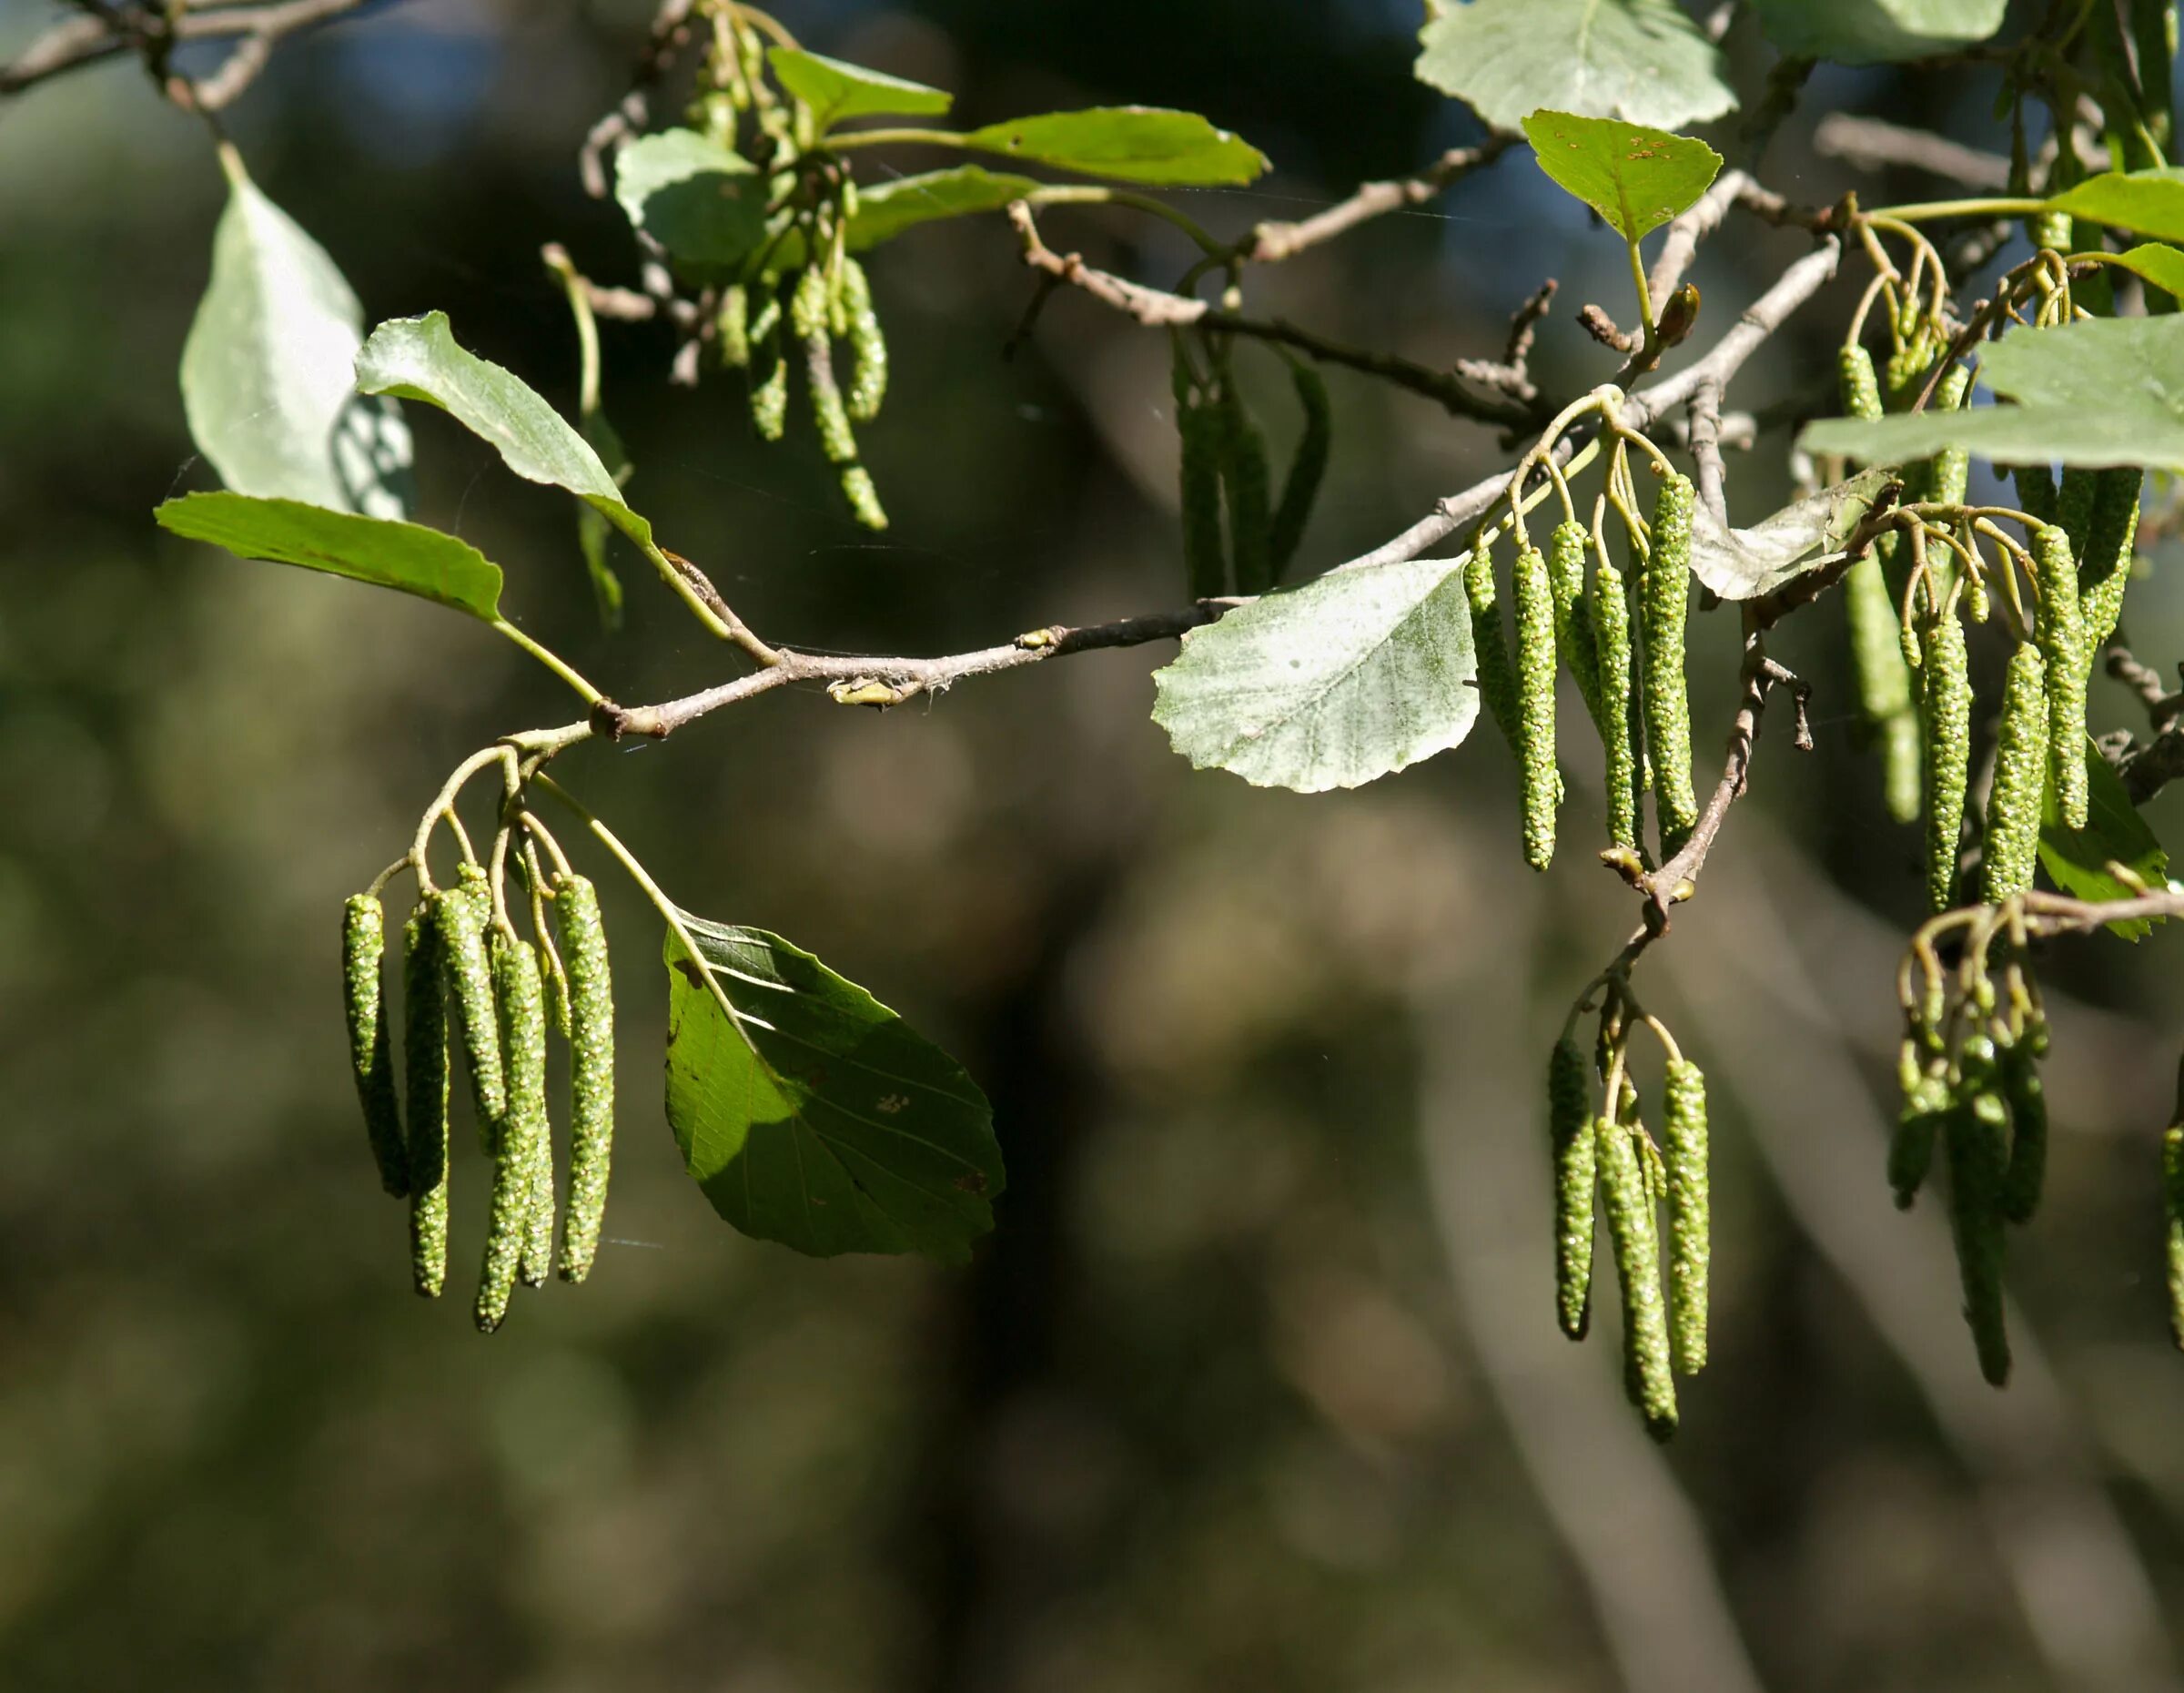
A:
[{"xmin": 6, "ymin": 2, "xmax": 2184, "ymax": 1688}]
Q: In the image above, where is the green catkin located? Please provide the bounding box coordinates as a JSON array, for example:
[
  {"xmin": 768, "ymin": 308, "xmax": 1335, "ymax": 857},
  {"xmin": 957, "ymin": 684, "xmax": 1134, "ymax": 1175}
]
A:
[
  {"xmin": 1997, "ymin": 1041, "xmax": 2048, "ymax": 1225},
  {"xmin": 1837, "ymin": 343, "xmax": 1883, "ymax": 421},
  {"xmin": 1597, "ymin": 1115, "xmax": 1678, "ymax": 1440},
  {"xmin": 432, "ymin": 884, "xmax": 504, "ymax": 1131},
  {"xmin": 747, "ymin": 284, "xmax": 787, "ymax": 441},
  {"xmin": 802, "ymin": 315, "xmax": 889, "ymax": 532},
  {"xmin": 402, "ymin": 908, "xmax": 450, "ymax": 1298},
  {"xmin": 1921, "ymin": 610, "xmax": 1973, "ymax": 914},
  {"xmin": 1547, "ymin": 520, "xmax": 1603, "ymax": 728},
  {"xmin": 2031, "ymin": 208, "xmax": 2073, "ymax": 252},
  {"xmin": 1845, "ymin": 554, "xmax": 1923, "ymax": 825},
  {"xmin": 1891, "ymin": 1068, "xmax": 1949, "ymax": 1209},
  {"xmin": 2079, "ymin": 466, "xmax": 2141, "ymax": 663},
  {"xmin": 1980, "ymin": 644, "xmax": 2049, "ymax": 902},
  {"xmin": 1514, "ymin": 542, "xmax": 1560, "ymax": 872},
  {"xmin": 553, "ymin": 876, "xmax": 615, "ymax": 1283},
  {"xmin": 2014, "ymin": 463, "xmax": 2057, "ymax": 526},
  {"xmin": 1663, "ymin": 1058, "xmax": 1709, "ymax": 1375},
  {"xmin": 1465, "ymin": 542, "xmax": 1522, "ymax": 750},
  {"xmin": 1884, "ymin": 340, "xmax": 1933, "ymax": 411},
  {"xmin": 476, "ymin": 933, "xmax": 546, "ymax": 1333},
  {"xmin": 1926, "ymin": 365, "xmax": 1972, "ymax": 509},
  {"xmin": 717, "ymin": 283, "xmax": 751, "ymax": 370},
  {"xmin": 1946, "ymin": 1076, "xmax": 2012, "ymax": 1385},
  {"xmin": 1268, "ymin": 360, "xmax": 1330, "ymax": 576},
  {"xmin": 1642, "ymin": 475, "xmax": 1699, "ymax": 859},
  {"xmin": 1216, "ymin": 382, "xmax": 1274, "ymax": 595},
  {"xmin": 2034, "ymin": 524, "xmax": 2089, "ymax": 829},
  {"xmin": 837, "ymin": 258, "xmax": 888, "ymax": 423},
  {"xmin": 1548, "ymin": 1039, "xmax": 1595, "ymax": 1340},
  {"xmin": 2165, "ymin": 1122, "xmax": 2184, "ymax": 1351},
  {"xmin": 341, "ymin": 894, "xmax": 408, "ymax": 1198},
  {"xmin": 2055, "ymin": 467, "xmax": 2098, "ymax": 563},
  {"xmin": 1591, "ymin": 545, "xmax": 1640, "ymax": 852},
  {"xmin": 1175, "ymin": 364, "xmax": 1227, "ymax": 600}
]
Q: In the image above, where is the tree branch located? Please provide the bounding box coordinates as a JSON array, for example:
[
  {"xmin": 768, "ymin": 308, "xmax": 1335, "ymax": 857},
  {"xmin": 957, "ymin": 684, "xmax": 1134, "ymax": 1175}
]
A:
[
  {"xmin": 1, "ymin": 0, "xmax": 387, "ymax": 105},
  {"xmin": 1241, "ymin": 133, "xmax": 1517, "ymax": 263}
]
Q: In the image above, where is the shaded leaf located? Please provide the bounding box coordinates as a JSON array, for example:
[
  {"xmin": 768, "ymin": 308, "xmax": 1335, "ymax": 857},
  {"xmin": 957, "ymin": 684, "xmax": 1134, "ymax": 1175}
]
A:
[
  {"xmin": 1749, "ymin": 0, "xmax": 2007, "ymax": 64},
  {"xmin": 2088, "ymin": 241, "xmax": 2184, "ymax": 299},
  {"xmin": 2038, "ymin": 742, "xmax": 2169, "ymax": 939},
  {"xmin": 1521, "ymin": 111, "xmax": 1721, "ymax": 243},
  {"xmin": 181, "ymin": 153, "xmax": 411, "ymax": 517},
  {"xmin": 156, "ymin": 491, "xmax": 501, "ymax": 619},
  {"xmin": 663, "ymin": 915, "xmax": 1001, "ymax": 1262},
  {"xmin": 1798, "ymin": 315, "xmax": 2184, "ymax": 471},
  {"xmin": 355, "ymin": 312, "xmax": 655, "ymax": 548},
  {"xmin": 2046, "ymin": 167, "xmax": 2184, "ymax": 245},
  {"xmin": 847, "ymin": 166, "xmax": 1043, "ymax": 250},
  {"xmin": 612, "ymin": 128, "xmax": 769, "ymax": 269},
  {"xmin": 1416, "ymin": 0, "xmax": 1735, "ymax": 130},
  {"xmin": 767, "ymin": 46, "xmax": 952, "ymax": 128},
  {"xmin": 1687, "ymin": 468, "xmax": 1897, "ymax": 600},
  {"xmin": 961, "ymin": 107, "xmax": 1268, "ymax": 185},
  {"xmin": 1151, "ymin": 556, "xmax": 1479, "ymax": 793}
]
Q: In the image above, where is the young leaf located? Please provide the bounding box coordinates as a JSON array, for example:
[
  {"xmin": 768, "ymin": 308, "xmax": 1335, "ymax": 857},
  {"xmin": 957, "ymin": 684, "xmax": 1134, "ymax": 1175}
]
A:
[
  {"xmin": 846, "ymin": 166, "xmax": 1043, "ymax": 250},
  {"xmin": 2045, "ymin": 168, "xmax": 2184, "ymax": 246},
  {"xmin": 2037, "ymin": 741, "xmax": 2171, "ymax": 940},
  {"xmin": 2088, "ymin": 242, "xmax": 2184, "ymax": 299},
  {"xmin": 1150, "ymin": 556, "xmax": 1480, "ymax": 793},
  {"xmin": 1521, "ymin": 111, "xmax": 1722, "ymax": 244},
  {"xmin": 1749, "ymin": 0, "xmax": 2007, "ymax": 65},
  {"xmin": 355, "ymin": 312, "xmax": 655, "ymax": 549},
  {"xmin": 1416, "ymin": 0, "xmax": 1735, "ymax": 131},
  {"xmin": 155, "ymin": 491, "xmax": 501, "ymax": 619},
  {"xmin": 766, "ymin": 46, "xmax": 952, "ymax": 129},
  {"xmin": 181, "ymin": 151, "xmax": 411, "ymax": 518},
  {"xmin": 1799, "ymin": 315, "xmax": 2184, "ymax": 471},
  {"xmin": 662, "ymin": 916, "xmax": 1002, "ymax": 1262},
  {"xmin": 612, "ymin": 128, "xmax": 768, "ymax": 269},
  {"xmin": 1685, "ymin": 467, "xmax": 1896, "ymax": 600},
  {"xmin": 960, "ymin": 108, "xmax": 1268, "ymax": 186}
]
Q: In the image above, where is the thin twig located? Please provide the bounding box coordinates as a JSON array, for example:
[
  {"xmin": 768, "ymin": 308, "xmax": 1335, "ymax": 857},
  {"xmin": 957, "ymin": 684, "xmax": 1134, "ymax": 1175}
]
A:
[
  {"xmin": 1242, "ymin": 134, "xmax": 1517, "ymax": 263},
  {"xmin": 2, "ymin": 0, "xmax": 386, "ymax": 104}
]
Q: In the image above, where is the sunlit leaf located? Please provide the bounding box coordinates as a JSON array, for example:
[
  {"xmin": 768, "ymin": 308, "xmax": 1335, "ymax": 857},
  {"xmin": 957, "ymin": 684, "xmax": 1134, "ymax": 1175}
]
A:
[
  {"xmin": 1687, "ymin": 469, "xmax": 1897, "ymax": 600},
  {"xmin": 612, "ymin": 128, "xmax": 769, "ymax": 269},
  {"xmin": 2090, "ymin": 242, "xmax": 2184, "ymax": 299},
  {"xmin": 1151, "ymin": 557, "xmax": 1479, "ymax": 793},
  {"xmin": 767, "ymin": 46, "xmax": 952, "ymax": 129},
  {"xmin": 2038, "ymin": 742, "xmax": 2170, "ymax": 940},
  {"xmin": 663, "ymin": 916, "xmax": 1001, "ymax": 1262},
  {"xmin": 1521, "ymin": 111, "xmax": 1721, "ymax": 243},
  {"xmin": 156, "ymin": 492, "xmax": 501, "ymax": 619},
  {"xmin": 960, "ymin": 107, "xmax": 1268, "ymax": 185},
  {"xmin": 2044, "ymin": 167, "xmax": 2184, "ymax": 245},
  {"xmin": 1416, "ymin": 0, "xmax": 1735, "ymax": 130},
  {"xmin": 847, "ymin": 166, "xmax": 1043, "ymax": 249},
  {"xmin": 1748, "ymin": 0, "xmax": 2007, "ymax": 64}
]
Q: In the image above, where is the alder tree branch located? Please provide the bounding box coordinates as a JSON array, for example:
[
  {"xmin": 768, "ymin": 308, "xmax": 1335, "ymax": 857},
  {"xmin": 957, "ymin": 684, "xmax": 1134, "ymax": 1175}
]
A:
[
  {"xmin": 1239, "ymin": 133, "xmax": 1518, "ymax": 263},
  {"xmin": 1, "ymin": 0, "xmax": 388, "ymax": 106}
]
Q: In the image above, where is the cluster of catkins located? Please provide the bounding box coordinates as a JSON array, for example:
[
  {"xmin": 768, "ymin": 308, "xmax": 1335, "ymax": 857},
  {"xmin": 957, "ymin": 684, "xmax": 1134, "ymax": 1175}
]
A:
[
  {"xmin": 1467, "ymin": 469, "xmax": 1700, "ymax": 873},
  {"xmin": 1835, "ymin": 340, "xmax": 2141, "ymax": 915},
  {"xmin": 340, "ymin": 864, "xmax": 615, "ymax": 1331},
  {"xmin": 1894, "ymin": 931, "xmax": 2049, "ymax": 1384},
  {"xmin": 1172, "ymin": 345, "xmax": 1330, "ymax": 598},
  {"xmin": 1547, "ymin": 1010, "xmax": 1710, "ymax": 1439}
]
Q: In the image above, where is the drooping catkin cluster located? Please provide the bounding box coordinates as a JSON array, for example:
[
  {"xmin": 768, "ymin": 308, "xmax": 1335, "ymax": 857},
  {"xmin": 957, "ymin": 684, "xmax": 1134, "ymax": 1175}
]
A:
[
  {"xmin": 1169, "ymin": 342, "xmax": 1330, "ymax": 597},
  {"xmin": 340, "ymin": 855, "xmax": 618, "ymax": 1331},
  {"xmin": 1543, "ymin": 993, "xmax": 1709, "ymax": 1440},
  {"xmin": 1895, "ymin": 908, "xmax": 2051, "ymax": 1384},
  {"xmin": 1835, "ymin": 344, "xmax": 1921, "ymax": 824}
]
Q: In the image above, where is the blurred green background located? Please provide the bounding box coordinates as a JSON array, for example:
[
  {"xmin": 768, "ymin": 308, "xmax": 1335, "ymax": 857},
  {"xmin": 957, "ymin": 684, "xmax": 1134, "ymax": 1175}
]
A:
[{"xmin": 7, "ymin": 3, "xmax": 2184, "ymax": 1688}]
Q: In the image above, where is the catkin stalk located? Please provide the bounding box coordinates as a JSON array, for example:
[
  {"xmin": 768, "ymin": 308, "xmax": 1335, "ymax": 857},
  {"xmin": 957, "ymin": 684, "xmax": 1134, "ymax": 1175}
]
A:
[
  {"xmin": 1514, "ymin": 542, "xmax": 1560, "ymax": 871},
  {"xmin": 1548, "ymin": 1039, "xmax": 1594, "ymax": 1340},
  {"xmin": 554, "ymin": 875, "xmax": 615, "ymax": 1283},
  {"xmin": 1663, "ymin": 1057, "xmax": 1709, "ymax": 1375},
  {"xmin": 476, "ymin": 933, "xmax": 546, "ymax": 1333},
  {"xmin": 1921, "ymin": 610, "xmax": 1972, "ymax": 914},
  {"xmin": 1597, "ymin": 1115, "xmax": 1678, "ymax": 1440},
  {"xmin": 341, "ymin": 894, "xmax": 409, "ymax": 1198},
  {"xmin": 1979, "ymin": 644, "xmax": 2049, "ymax": 903},
  {"xmin": 1642, "ymin": 475, "xmax": 1699, "ymax": 858},
  {"xmin": 1591, "ymin": 544, "xmax": 1640, "ymax": 852},
  {"xmin": 2034, "ymin": 524, "xmax": 2089, "ymax": 829},
  {"xmin": 403, "ymin": 907, "xmax": 450, "ymax": 1298}
]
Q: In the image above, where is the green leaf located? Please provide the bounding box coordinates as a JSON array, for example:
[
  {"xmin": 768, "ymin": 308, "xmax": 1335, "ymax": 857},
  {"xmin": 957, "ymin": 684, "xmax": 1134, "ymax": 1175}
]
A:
[
  {"xmin": 767, "ymin": 46, "xmax": 952, "ymax": 129},
  {"xmin": 2091, "ymin": 242, "xmax": 2184, "ymax": 299},
  {"xmin": 960, "ymin": 107, "xmax": 1269, "ymax": 186},
  {"xmin": 663, "ymin": 916, "xmax": 1001, "ymax": 1262},
  {"xmin": 1686, "ymin": 468, "xmax": 1896, "ymax": 600},
  {"xmin": 612, "ymin": 128, "xmax": 768, "ymax": 270},
  {"xmin": 354, "ymin": 312, "xmax": 655, "ymax": 550},
  {"xmin": 181, "ymin": 154, "xmax": 411, "ymax": 518},
  {"xmin": 1415, "ymin": 0, "xmax": 1735, "ymax": 131},
  {"xmin": 155, "ymin": 491, "xmax": 501, "ymax": 619},
  {"xmin": 1798, "ymin": 315, "xmax": 2184, "ymax": 471},
  {"xmin": 2045, "ymin": 168, "xmax": 2184, "ymax": 244},
  {"xmin": 1748, "ymin": 0, "xmax": 2007, "ymax": 64},
  {"xmin": 1151, "ymin": 556, "xmax": 1479, "ymax": 793},
  {"xmin": 1521, "ymin": 111, "xmax": 1721, "ymax": 243},
  {"xmin": 576, "ymin": 408, "xmax": 628, "ymax": 631},
  {"xmin": 846, "ymin": 166, "xmax": 1043, "ymax": 250},
  {"xmin": 2038, "ymin": 742, "xmax": 2169, "ymax": 939}
]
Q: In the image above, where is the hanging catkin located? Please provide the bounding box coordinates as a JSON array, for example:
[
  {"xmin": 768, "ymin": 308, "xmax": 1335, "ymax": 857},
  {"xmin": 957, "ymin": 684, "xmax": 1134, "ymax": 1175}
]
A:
[
  {"xmin": 1547, "ymin": 519, "xmax": 1603, "ymax": 728},
  {"xmin": 1642, "ymin": 475, "xmax": 1699, "ymax": 858},
  {"xmin": 1268, "ymin": 360, "xmax": 1330, "ymax": 577},
  {"xmin": 1663, "ymin": 1057, "xmax": 1709, "ymax": 1375},
  {"xmin": 2165, "ymin": 1113, "xmax": 2184, "ymax": 1352},
  {"xmin": 341, "ymin": 894, "xmax": 409, "ymax": 1198},
  {"xmin": 1590, "ymin": 543, "xmax": 1640, "ymax": 852},
  {"xmin": 433, "ymin": 881, "xmax": 504, "ymax": 1130},
  {"xmin": 1465, "ymin": 542, "xmax": 1522, "ymax": 752},
  {"xmin": 1921, "ymin": 608, "xmax": 1972, "ymax": 914},
  {"xmin": 1997, "ymin": 1041, "xmax": 2048, "ymax": 1226},
  {"xmin": 2079, "ymin": 467, "xmax": 2141, "ymax": 664},
  {"xmin": 476, "ymin": 933, "xmax": 546, "ymax": 1333},
  {"xmin": 1597, "ymin": 1114, "xmax": 1678, "ymax": 1439},
  {"xmin": 1946, "ymin": 1063, "xmax": 2012, "ymax": 1385},
  {"xmin": 2034, "ymin": 524, "xmax": 2089, "ymax": 830},
  {"xmin": 403, "ymin": 907, "xmax": 450, "ymax": 1299},
  {"xmin": 554, "ymin": 875, "xmax": 615, "ymax": 1284},
  {"xmin": 1514, "ymin": 542, "xmax": 1560, "ymax": 871},
  {"xmin": 1979, "ymin": 644, "xmax": 2048, "ymax": 902},
  {"xmin": 1548, "ymin": 1039, "xmax": 1594, "ymax": 1340}
]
